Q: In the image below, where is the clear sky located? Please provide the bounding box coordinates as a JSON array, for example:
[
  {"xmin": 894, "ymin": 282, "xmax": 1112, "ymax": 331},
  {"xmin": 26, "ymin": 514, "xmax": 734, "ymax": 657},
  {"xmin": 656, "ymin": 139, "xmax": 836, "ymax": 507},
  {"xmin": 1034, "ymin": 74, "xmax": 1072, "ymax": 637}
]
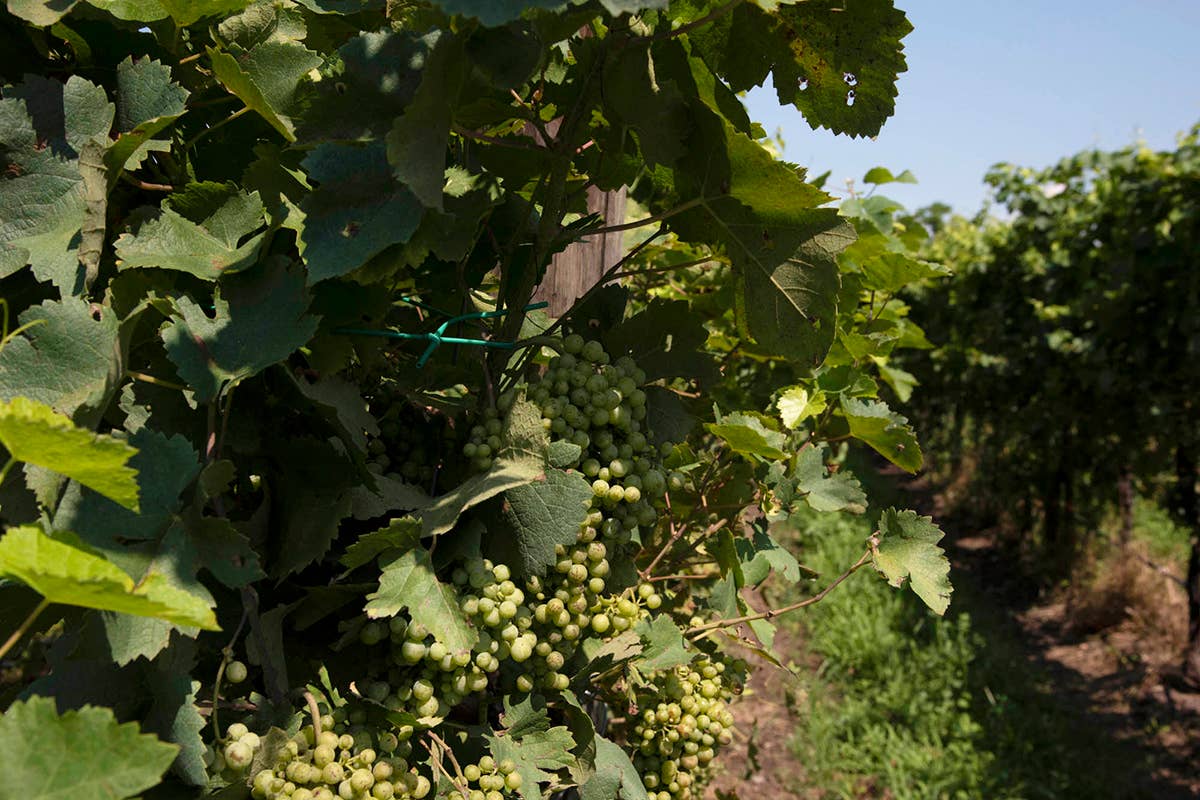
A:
[{"xmin": 745, "ymin": 1, "xmax": 1200, "ymax": 214}]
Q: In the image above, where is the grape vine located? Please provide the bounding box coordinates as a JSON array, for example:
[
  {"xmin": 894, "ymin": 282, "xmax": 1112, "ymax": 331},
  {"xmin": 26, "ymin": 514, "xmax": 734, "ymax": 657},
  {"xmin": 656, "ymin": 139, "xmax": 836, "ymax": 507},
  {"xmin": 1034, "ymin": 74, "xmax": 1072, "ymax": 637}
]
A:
[{"xmin": 0, "ymin": 2, "xmax": 951, "ymax": 799}]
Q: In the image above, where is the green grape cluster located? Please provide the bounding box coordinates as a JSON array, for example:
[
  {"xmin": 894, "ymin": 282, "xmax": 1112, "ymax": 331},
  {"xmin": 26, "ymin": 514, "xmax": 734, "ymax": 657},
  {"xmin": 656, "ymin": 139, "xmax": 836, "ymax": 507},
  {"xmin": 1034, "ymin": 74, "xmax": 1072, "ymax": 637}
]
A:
[
  {"xmin": 628, "ymin": 656, "xmax": 742, "ymax": 800},
  {"xmin": 365, "ymin": 385, "xmax": 450, "ymax": 484},
  {"xmin": 206, "ymin": 722, "xmax": 264, "ymax": 781},
  {"xmin": 251, "ymin": 718, "xmax": 432, "ymax": 800},
  {"xmin": 458, "ymin": 754, "xmax": 522, "ymax": 800},
  {"xmin": 211, "ymin": 338, "xmax": 735, "ymax": 800}
]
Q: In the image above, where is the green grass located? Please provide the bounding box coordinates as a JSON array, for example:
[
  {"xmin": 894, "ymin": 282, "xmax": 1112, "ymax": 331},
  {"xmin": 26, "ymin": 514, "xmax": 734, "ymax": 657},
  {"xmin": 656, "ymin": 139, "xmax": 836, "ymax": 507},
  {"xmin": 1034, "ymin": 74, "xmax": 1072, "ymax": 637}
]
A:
[
  {"xmin": 779, "ymin": 503, "xmax": 1167, "ymax": 799},
  {"xmin": 1130, "ymin": 496, "xmax": 1191, "ymax": 564}
]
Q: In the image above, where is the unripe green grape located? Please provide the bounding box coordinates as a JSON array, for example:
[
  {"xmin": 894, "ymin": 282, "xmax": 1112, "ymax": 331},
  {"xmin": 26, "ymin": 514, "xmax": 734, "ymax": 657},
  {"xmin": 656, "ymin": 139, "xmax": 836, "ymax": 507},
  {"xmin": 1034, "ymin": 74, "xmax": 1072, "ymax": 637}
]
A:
[
  {"xmin": 226, "ymin": 660, "xmax": 249, "ymax": 684},
  {"xmin": 227, "ymin": 722, "xmax": 250, "ymax": 740}
]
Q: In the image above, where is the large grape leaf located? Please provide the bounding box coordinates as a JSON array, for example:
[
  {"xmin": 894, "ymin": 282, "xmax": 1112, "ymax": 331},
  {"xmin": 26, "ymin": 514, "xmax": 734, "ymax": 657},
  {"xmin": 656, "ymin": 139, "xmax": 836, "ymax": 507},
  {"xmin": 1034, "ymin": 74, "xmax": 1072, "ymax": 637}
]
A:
[
  {"xmin": 486, "ymin": 722, "xmax": 576, "ymax": 800},
  {"xmin": 0, "ymin": 397, "xmax": 139, "ymax": 511},
  {"xmin": 661, "ymin": 89, "xmax": 853, "ymax": 366},
  {"xmin": 841, "ymin": 397, "xmax": 922, "ymax": 473},
  {"xmin": 161, "ymin": 258, "xmax": 319, "ymax": 402},
  {"xmin": 106, "ymin": 56, "xmax": 190, "ymax": 180},
  {"xmin": 385, "ymin": 31, "xmax": 463, "ymax": 210},
  {"xmin": 609, "ymin": 44, "xmax": 690, "ymax": 167},
  {"xmin": 363, "ymin": 526, "xmax": 477, "ymax": 652},
  {"xmin": 871, "ymin": 508, "xmax": 952, "ymax": 615},
  {"xmin": 209, "ymin": 39, "xmax": 321, "ymax": 141},
  {"xmin": 296, "ymin": 29, "xmax": 431, "ymax": 143},
  {"xmin": 270, "ymin": 436, "xmax": 356, "ymax": 576},
  {"xmin": 684, "ymin": 0, "xmax": 911, "ymax": 137},
  {"xmin": 54, "ymin": 428, "xmax": 199, "ymax": 548},
  {"xmin": 114, "ymin": 190, "xmax": 268, "ymax": 279},
  {"xmin": 0, "ymin": 75, "xmax": 113, "ymax": 291},
  {"xmin": 421, "ymin": 398, "xmax": 548, "ymax": 537},
  {"xmin": 499, "ymin": 468, "xmax": 593, "ymax": 578},
  {"xmin": 430, "ymin": 0, "xmax": 664, "ymax": 25},
  {"xmin": 579, "ymin": 735, "xmax": 651, "ymax": 800},
  {"xmin": 0, "ymin": 526, "xmax": 218, "ymax": 628},
  {"xmin": 6, "ymin": 0, "xmax": 80, "ymax": 25},
  {"xmin": 299, "ymin": 142, "xmax": 424, "ymax": 283},
  {"xmin": 0, "ymin": 296, "xmax": 121, "ymax": 424},
  {"xmin": 0, "ymin": 695, "xmax": 179, "ymax": 800}
]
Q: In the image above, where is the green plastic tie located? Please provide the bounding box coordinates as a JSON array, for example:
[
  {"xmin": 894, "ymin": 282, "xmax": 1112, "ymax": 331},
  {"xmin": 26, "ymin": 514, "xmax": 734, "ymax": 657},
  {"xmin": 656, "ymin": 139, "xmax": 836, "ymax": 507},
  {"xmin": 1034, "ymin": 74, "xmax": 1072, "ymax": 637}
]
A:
[{"xmin": 335, "ymin": 298, "xmax": 549, "ymax": 368}]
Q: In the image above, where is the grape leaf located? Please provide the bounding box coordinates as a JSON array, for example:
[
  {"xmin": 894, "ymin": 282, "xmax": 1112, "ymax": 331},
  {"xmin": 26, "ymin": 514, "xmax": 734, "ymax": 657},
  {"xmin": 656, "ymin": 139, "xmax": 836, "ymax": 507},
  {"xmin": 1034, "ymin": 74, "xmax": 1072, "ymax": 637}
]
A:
[
  {"xmin": 857, "ymin": 252, "xmax": 951, "ymax": 294},
  {"xmin": 686, "ymin": 0, "xmax": 911, "ymax": 138},
  {"xmin": 341, "ymin": 517, "xmax": 422, "ymax": 572},
  {"xmin": 429, "ymin": 0, "xmax": 570, "ymax": 25},
  {"xmin": 580, "ymin": 735, "xmax": 652, "ymax": 800},
  {"xmin": 421, "ymin": 398, "xmax": 548, "ymax": 537},
  {"xmin": 189, "ymin": 516, "xmax": 265, "ymax": 588},
  {"xmin": 871, "ymin": 508, "xmax": 952, "ymax": 615},
  {"xmin": 161, "ymin": 258, "xmax": 319, "ymax": 402},
  {"xmin": 663, "ymin": 101, "xmax": 852, "ymax": 366},
  {"xmin": 114, "ymin": 190, "xmax": 268, "ymax": 279},
  {"xmin": 106, "ymin": 56, "xmax": 189, "ymax": 180},
  {"xmin": 635, "ymin": 613, "xmax": 691, "ymax": 672},
  {"xmin": 299, "ymin": 142, "xmax": 424, "ymax": 283},
  {"xmin": 386, "ymin": 31, "xmax": 462, "ymax": 210},
  {"xmin": 364, "ymin": 527, "xmax": 477, "ymax": 652},
  {"xmin": 776, "ymin": 386, "xmax": 826, "ymax": 429},
  {"xmin": 500, "ymin": 468, "xmax": 593, "ymax": 578},
  {"xmin": 6, "ymin": 0, "xmax": 80, "ymax": 24},
  {"xmin": 349, "ymin": 474, "xmax": 430, "ymax": 521},
  {"xmin": 840, "ymin": 397, "xmax": 922, "ymax": 473},
  {"xmin": 0, "ymin": 525, "xmax": 218, "ymax": 629},
  {"xmin": 736, "ymin": 528, "xmax": 801, "ymax": 584},
  {"xmin": 0, "ymin": 296, "xmax": 122, "ymax": 424},
  {"xmin": 793, "ymin": 446, "xmax": 867, "ymax": 513},
  {"xmin": 863, "ymin": 166, "xmax": 918, "ymax": 185},
  {"xmin": 0, "ymin": 75, "xmax": 114, "ymax": 291},
  {"xmin": 98, "ymin": 612, "xmax": 175, "ymax": 666},
  {"xmin": 0, "ymin": 695, "xmax": 178, "ymax": 800},
  {"xmin": 270, "ymin": 436, "xmax": 355, "ymax": 576},
  {"xmin": 54, "ymin": 428, "xmax": 200, "ymax": 548},
  {"xmin": 486, "ymin": 723, "xmax": 576, "ymax": 800},
  {"xmin": 706, "ymin": 411, "xmax": 787, "ymax": 461},
  {"xmin": 0, "ymin": 397, "xmax": 140, "ymax": 511},
  {"xmin": 208, "ymin": 40, "xmax": 321, "ymax": 140}
]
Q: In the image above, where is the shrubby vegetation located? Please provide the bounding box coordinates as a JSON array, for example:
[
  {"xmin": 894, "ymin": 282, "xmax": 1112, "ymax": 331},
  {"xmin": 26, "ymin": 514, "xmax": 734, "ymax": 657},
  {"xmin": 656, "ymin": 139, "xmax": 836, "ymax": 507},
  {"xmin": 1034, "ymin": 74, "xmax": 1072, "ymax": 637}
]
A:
[{"xmin": 0, "ymin": 1, "xmax": 954, "ymax": 799}]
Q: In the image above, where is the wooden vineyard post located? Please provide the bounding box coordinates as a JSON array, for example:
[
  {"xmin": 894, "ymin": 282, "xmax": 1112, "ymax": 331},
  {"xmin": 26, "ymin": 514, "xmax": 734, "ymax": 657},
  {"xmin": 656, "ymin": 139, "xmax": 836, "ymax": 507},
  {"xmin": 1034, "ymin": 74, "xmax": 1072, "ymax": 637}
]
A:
[{"xmin": 534, "ymin": 185, "xmax": 628, "ymax": 317}]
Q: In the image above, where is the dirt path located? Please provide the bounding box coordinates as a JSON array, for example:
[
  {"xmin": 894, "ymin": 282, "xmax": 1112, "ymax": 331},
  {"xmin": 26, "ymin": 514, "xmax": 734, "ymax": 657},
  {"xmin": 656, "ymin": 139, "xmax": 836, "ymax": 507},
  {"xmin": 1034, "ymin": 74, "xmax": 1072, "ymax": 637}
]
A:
[{"xmin": 704, "ymin": 468, "xmax": 1200, "ymax": 799}]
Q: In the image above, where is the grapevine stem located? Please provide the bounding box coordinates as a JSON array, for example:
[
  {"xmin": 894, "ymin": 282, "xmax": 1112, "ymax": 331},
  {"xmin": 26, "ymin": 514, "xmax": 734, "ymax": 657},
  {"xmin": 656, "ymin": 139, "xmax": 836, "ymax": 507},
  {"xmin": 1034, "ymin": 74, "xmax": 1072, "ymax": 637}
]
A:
[
  {"xmin": 211, "ymin": 603, "xmax": 250, "ymax": 744},
  {"xmin": 0, "ymin": 456, "xmax": 16, "ymax": 490},
  {"xmin": 183, "ymin": 106, "xmax": 251, "ymax": 150},
  {"xmin": 425, "ymin": 734, "xmax": 470, "ymax": 800},
  {"xmin": 687, "ymin": 549, "xmax": 873, "ymax": 639},
  {"xmin": 0, "ymin": 598, "xmax": 50, "ymax": 662},
  {"xmin": 606, "ymin": 255, "xmax": 721, "ymax": 284},
  {"xmin": 587, "ymin": 197, "xmax": 703, "ymax": 236},
  {"xmin": 128, "ymin": 371, "xmax": 186, "ymax": 391},
  {"xmin": 304, "ymin": 691, "xmax": 323, "ymax": 737}
]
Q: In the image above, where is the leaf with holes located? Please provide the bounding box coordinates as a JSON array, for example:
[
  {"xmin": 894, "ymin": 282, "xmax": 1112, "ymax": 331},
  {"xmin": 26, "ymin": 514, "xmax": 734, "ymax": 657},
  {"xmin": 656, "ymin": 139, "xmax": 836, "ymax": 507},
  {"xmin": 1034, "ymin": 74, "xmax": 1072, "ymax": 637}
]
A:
[{"xmin": 486, "ymin": 723, "xmax": 576, "ymax": 800}]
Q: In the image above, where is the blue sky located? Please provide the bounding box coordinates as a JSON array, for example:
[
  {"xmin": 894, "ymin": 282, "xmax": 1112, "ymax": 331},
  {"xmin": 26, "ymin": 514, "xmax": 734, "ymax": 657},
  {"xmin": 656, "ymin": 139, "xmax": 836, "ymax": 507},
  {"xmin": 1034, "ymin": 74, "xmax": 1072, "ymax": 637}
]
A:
[{"xmin": 745, "ymin": 1, "xmax": 1200, "ymax": 214}]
